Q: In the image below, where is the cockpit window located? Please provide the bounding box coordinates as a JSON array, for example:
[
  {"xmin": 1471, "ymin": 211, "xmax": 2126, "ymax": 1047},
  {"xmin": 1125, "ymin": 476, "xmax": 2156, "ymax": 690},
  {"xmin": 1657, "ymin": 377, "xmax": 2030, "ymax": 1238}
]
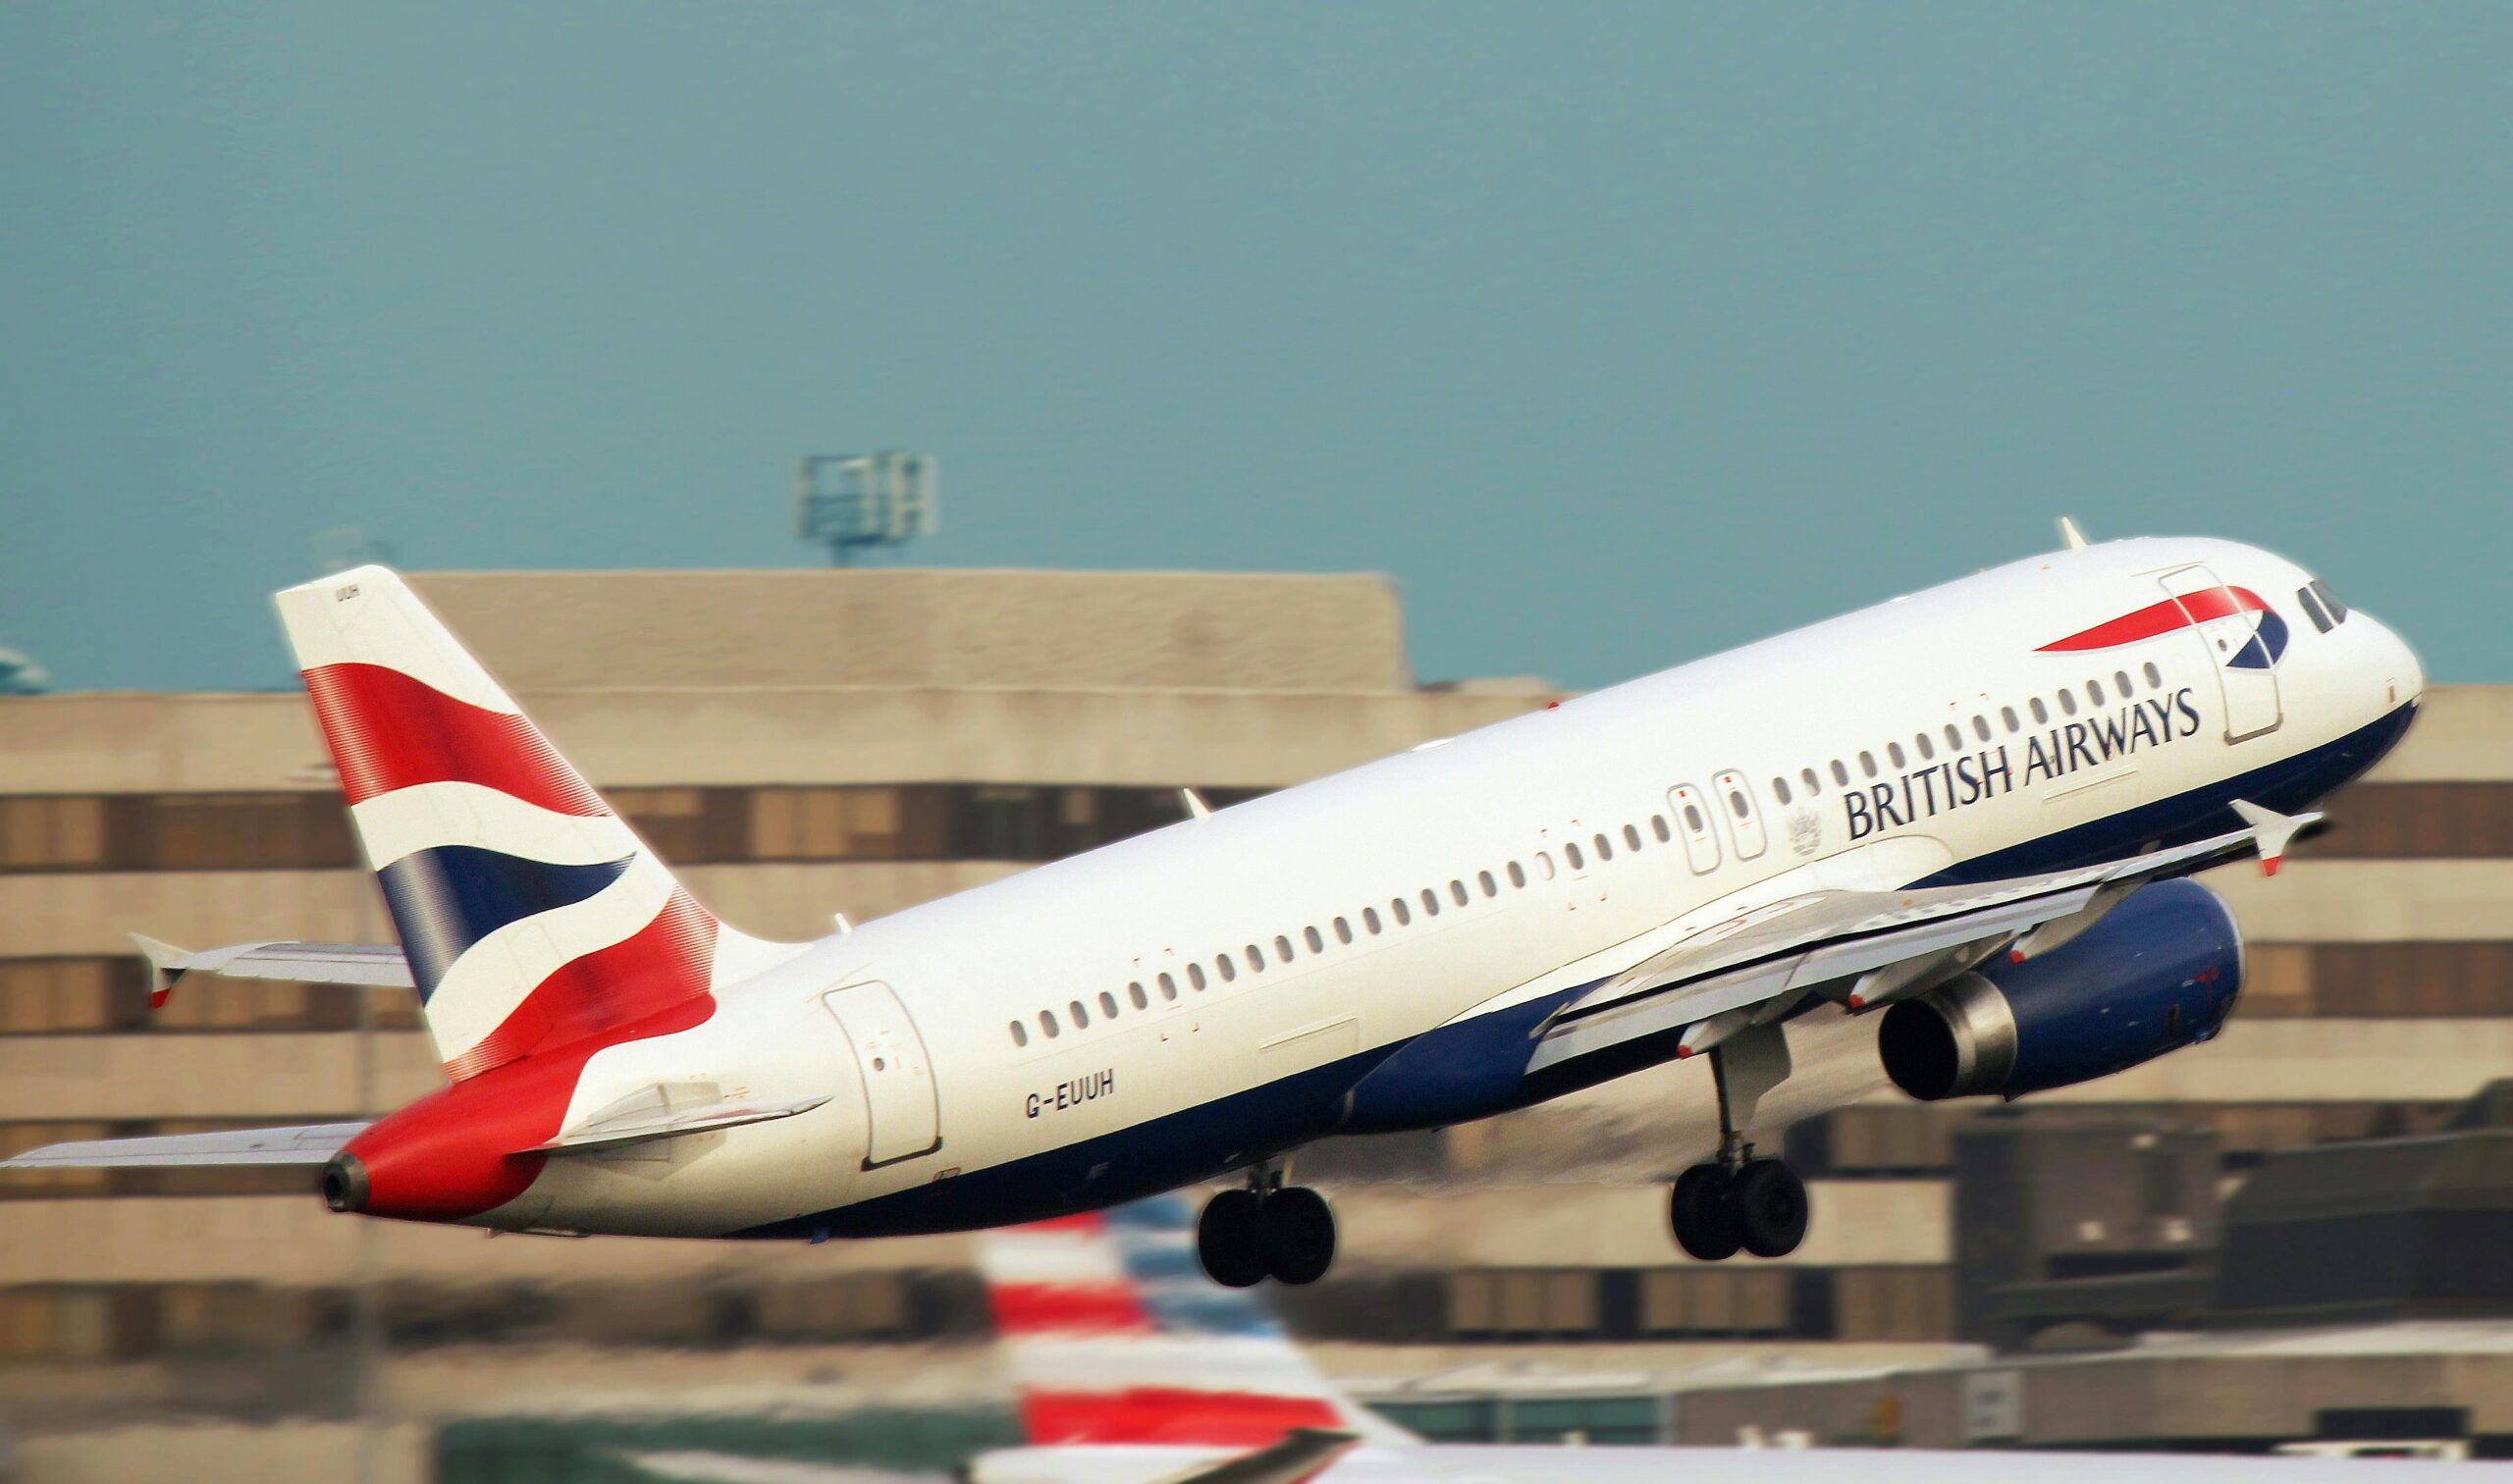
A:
[
  {"xmin": 2310, "ymin": 578, "xmax": 2349, "ymax": 624},
  {"xmin": 2297, "ymin": 585, "xmax": 2334, "ymax": 634}
]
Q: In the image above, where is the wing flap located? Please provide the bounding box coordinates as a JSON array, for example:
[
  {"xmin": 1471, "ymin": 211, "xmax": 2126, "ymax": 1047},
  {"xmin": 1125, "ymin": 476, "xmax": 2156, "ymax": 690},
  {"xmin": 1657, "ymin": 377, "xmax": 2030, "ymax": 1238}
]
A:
[{"xmin": 1, "ymin": 1122, "xmax": 367, "ymax": 1169}]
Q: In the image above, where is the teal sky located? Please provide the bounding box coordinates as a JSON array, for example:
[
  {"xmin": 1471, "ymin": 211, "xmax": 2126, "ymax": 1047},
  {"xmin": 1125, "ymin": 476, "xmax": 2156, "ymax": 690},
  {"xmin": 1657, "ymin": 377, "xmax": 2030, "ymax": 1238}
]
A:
[{"xmin": 4, "ymin": 5, "xmax": 2506, "ymax": 693}]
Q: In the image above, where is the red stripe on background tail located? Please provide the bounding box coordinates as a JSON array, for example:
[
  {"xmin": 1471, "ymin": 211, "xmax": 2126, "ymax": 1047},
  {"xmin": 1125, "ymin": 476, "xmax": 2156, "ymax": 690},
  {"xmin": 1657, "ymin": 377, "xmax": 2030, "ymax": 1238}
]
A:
[{"xmin": 1021, "ymin": 1390, "xmax": 1346, "ymax": 1448}]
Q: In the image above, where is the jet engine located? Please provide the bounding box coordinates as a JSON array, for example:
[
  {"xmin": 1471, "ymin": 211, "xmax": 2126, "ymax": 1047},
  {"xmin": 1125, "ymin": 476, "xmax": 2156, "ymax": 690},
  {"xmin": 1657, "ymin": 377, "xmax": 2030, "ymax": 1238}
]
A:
[{"xmin": 1878, "ymin": 877, "xmax": 2241, "ymax": 1101}]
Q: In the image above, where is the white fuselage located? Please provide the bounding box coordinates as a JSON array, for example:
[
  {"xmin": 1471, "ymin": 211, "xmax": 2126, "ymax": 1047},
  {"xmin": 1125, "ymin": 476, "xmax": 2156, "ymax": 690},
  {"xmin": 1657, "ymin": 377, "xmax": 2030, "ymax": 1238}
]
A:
[{"xmin": 505, "ymin": 537, "xmax": 2422, "ymax": 1237}]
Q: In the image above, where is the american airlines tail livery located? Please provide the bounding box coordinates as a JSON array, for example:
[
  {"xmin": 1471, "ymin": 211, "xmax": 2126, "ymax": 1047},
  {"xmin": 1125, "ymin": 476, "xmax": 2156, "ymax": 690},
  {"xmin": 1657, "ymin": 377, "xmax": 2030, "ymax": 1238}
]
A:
[{"xmin": 6, "ymin": 532, "xmax": 2422, "ymax": 1287}]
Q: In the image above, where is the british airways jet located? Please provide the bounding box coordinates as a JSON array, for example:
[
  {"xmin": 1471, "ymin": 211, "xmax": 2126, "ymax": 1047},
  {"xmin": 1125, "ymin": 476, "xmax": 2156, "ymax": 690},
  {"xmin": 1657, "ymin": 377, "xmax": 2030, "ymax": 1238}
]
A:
[{"xmin": 5, "ymin": 529, "xmax": 2421, "ymax": 1286}]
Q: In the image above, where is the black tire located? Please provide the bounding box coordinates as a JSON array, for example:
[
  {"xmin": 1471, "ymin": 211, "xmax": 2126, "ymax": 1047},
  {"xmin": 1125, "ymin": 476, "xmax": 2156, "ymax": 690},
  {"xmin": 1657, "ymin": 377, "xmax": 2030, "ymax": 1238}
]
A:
[
  {"xmin": 1198, "ymin": 1189, "xmax": 1267, "ymax": 1288},
  {"xmin": 1259, "ymin": 1186, "xmax": 1337, "ymax": 1286},
  {"xmin": 1734, "ymin": 1158, "xmax": 1810, "ymax": 1259},
  {"xmin": 1670, "ymin": 1163, "xmax": 1741, "ymax": 1261}
]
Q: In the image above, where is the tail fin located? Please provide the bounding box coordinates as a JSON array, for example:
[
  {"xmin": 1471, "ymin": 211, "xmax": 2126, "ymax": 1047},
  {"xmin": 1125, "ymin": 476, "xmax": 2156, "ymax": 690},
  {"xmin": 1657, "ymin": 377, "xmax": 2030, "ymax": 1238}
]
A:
[
  {"xmin": 977, "ymin": 1194, "xmax": 1413, "ymax": 1448},
  {"xmin": 274, "ymin": 566, "xmax": 795, "ymax": 1080}
]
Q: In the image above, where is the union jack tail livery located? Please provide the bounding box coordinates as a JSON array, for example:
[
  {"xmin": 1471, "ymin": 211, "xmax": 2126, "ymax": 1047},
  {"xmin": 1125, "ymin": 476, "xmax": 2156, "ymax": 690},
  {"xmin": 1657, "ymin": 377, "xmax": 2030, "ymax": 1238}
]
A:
[{"xmin": 274, "ymin": 566, "xmax": 794, "ymax": 1081}]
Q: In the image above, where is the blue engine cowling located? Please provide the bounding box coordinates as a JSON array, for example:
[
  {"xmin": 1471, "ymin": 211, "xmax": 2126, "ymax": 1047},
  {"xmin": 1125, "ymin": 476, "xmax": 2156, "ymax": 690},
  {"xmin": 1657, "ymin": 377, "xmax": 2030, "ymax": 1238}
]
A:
[{"xmin": 1878, "ymin": 877, "xmax": 2242, "ymax": 1101}]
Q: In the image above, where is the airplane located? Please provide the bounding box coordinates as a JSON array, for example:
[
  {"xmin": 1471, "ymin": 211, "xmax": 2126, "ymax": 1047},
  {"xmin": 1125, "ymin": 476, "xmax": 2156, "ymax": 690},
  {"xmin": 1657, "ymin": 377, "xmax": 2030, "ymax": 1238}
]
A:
[
  {"xmin": 625, "ymin": 1193, "xmax": 2511, "ymax": 1484},
  {"xmin": 4, "ymin": 528, "xmax": 2423, "ymax": 1288}
]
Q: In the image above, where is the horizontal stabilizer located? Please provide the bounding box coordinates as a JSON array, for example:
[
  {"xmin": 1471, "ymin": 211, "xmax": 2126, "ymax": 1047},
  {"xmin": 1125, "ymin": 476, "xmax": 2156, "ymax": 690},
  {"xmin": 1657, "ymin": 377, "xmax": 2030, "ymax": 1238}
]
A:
[
  {"xmin": 132, "ymin": 933, "xmax": 413, "ymax": 1008},
  {"xmin": 529, "ymin": 1087, "xmax": 829, "ymax": 1155},
  {"xmin": 0, "ymin": 1122, "xmax": 366, "ymax": 1169}
]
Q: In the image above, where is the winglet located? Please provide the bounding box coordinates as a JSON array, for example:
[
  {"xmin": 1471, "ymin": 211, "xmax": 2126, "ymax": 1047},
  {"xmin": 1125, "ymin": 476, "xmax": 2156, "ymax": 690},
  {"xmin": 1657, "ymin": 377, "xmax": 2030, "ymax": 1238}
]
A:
[
  {"xmin": 1180, "ymin": 787, "xmax": 1213, "ymax": 821},
  {"xmin": 2229, "ymin": 799, "xmax": 2319, "ymax": 877},
  {"xmin": 2059, "ymin": 515, "xmax": 2091, "ymax": 550},
  {"xmin": 129, "ymin": 933, "xmax": 193, "ymax": 1010}
]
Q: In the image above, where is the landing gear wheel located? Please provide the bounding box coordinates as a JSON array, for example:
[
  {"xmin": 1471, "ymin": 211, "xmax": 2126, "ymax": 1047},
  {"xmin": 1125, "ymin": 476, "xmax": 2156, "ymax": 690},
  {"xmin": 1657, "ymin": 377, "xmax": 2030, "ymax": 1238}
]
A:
[
  {"xmin": 1670, "ymin": 1163, "xmax": 1742, "ymax": 1261},
  {"xmin": 1197, "ymin": 1189, "xmax": 1267, "ymax": 1288},
  {"xmin": 1733, "ymin": 1158, "xmax": 1809, "ymax": 1258},
  {"xmin": 1258, "ymin": 1187, "xmax": 1337, "ymax": 1286}
]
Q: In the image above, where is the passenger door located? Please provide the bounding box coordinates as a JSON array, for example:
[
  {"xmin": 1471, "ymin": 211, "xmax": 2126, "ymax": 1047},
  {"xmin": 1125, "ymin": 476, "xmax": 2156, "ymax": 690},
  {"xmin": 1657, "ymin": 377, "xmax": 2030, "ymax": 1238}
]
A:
[
  {"xmin": 1665, "ymin": 784, "xmax": 1725, "ymax": 874},
  {"xmin": 821, "ymin": 981, "xmax": 941, "ymax": 1169},
  {"xmin": 1711, "ymin": 769, "xmax": 1769, "ymax": 861},
  {"xmin": 2159, "ymin": 565, "xmax": 2283, "ymax": 744}
]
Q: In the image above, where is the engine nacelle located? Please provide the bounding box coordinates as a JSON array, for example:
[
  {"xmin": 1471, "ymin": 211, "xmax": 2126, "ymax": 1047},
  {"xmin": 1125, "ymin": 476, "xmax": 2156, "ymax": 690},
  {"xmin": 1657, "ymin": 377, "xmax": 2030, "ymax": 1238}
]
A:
[{"xmin": 1878, "ymin": 878, "xmax": 2241, "ymax": 1101}]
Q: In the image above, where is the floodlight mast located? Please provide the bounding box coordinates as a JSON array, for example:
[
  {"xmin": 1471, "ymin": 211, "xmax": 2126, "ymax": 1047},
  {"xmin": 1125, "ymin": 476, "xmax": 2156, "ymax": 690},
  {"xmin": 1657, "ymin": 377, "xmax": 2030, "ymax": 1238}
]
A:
[{"xmin": 794, "ymin": 452, "xmax": 938, "ymax": 566}]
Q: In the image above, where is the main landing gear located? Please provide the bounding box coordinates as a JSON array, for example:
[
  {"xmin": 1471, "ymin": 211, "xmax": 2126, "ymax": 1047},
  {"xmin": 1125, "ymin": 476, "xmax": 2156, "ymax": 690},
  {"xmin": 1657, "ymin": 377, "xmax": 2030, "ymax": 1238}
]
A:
[
  {"xmin": 1669, "ymin": 1022, "xmax": 1810, "ymax": 1262},
  {"xmin": 1197, "ymin": 1167, "xmax": 1336, "ymax": 1288}
]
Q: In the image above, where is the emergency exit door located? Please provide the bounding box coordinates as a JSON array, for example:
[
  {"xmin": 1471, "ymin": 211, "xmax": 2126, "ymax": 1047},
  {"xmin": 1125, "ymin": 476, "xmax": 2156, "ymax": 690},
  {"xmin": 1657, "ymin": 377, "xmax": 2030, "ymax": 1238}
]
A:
[
  {"xmin": 2159, "ymin": 565, "xmax": 2283, "ymax": 744},
  {"xmin": 821, "ymin": 981, "xmax": 941, "ymax": 1169}
]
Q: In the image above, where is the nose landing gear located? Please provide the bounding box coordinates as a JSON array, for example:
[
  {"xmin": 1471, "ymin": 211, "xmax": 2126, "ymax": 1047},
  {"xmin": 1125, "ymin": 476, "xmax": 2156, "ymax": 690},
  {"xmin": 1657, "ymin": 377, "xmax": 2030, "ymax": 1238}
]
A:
[
  {"xmin": 1196, "ymin": 1166, "xmax": 1336, "ymax": 1287},
  {"xmin": 1668, "ymin": 1022, "xmax": 1810, "ymax": 1261}
]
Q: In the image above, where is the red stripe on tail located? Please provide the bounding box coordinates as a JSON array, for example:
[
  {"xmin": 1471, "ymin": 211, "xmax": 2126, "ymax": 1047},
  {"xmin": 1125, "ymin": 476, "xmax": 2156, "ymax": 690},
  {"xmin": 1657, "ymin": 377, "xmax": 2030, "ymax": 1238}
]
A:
[
  {"xmin": 301, "ymin": 662, "xmax": 607, "ymax": 815},
  {"xmin": 442, "ymin": 888, "xmax": 718, "ymax": 1081}
]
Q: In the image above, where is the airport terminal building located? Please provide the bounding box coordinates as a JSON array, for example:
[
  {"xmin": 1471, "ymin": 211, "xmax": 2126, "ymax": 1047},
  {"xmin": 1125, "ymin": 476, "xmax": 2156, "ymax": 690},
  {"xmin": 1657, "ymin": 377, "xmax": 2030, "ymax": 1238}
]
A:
[{"xmin": 2, "ymin": 567, "xmax": 2509, "ymax": 1474}]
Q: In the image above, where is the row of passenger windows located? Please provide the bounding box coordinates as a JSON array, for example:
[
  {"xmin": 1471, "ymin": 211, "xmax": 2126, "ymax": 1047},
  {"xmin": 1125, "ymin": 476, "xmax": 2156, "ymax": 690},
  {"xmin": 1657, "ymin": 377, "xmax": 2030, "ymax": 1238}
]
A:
[
  {"xmin": 1003, "ymin": 654, "xmax": 2197, "ymax": 1047},
  {"xmin": 1008, "ymin": 815, "xmax": 1693, "ymax": 1046},
  {"xmin": 1767, "ymin": 661, "xmax": 2169, "ymax": 805}
]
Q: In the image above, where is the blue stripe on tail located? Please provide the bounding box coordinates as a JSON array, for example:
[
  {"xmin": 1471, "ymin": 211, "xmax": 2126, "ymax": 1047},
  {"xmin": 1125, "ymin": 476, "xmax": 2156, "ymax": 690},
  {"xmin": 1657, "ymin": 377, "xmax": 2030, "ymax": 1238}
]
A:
[{"xmin": 377, "ymin": 846, "xmax": 632, "ymax": 998}]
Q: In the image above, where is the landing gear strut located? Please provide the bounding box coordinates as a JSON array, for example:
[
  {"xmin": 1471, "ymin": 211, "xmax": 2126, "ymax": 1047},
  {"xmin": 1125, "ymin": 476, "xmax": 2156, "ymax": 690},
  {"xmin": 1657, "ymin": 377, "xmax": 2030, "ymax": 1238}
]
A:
[
  {"xmin": 1197, "ymin": 1165, "xmax": 1336, "ymax": 1288},
  {"xmin": 1669, "ymin": 1026, "xmax": 1810, "ymax": 1261}
]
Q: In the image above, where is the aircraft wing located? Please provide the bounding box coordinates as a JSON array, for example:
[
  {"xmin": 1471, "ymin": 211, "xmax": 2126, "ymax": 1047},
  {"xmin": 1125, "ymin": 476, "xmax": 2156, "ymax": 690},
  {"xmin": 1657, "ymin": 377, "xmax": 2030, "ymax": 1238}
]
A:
[
  {"xmin": 1529, "ymin": 804, "xmax": 2311, "ymax": 1075},
  {"xmin": 131, "ymin": 933, "xmax": 411, "ymax": 1008},
  {"xmin": 0, "ymin": 1122, "xmax": 366, "ymax": 1169}
]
